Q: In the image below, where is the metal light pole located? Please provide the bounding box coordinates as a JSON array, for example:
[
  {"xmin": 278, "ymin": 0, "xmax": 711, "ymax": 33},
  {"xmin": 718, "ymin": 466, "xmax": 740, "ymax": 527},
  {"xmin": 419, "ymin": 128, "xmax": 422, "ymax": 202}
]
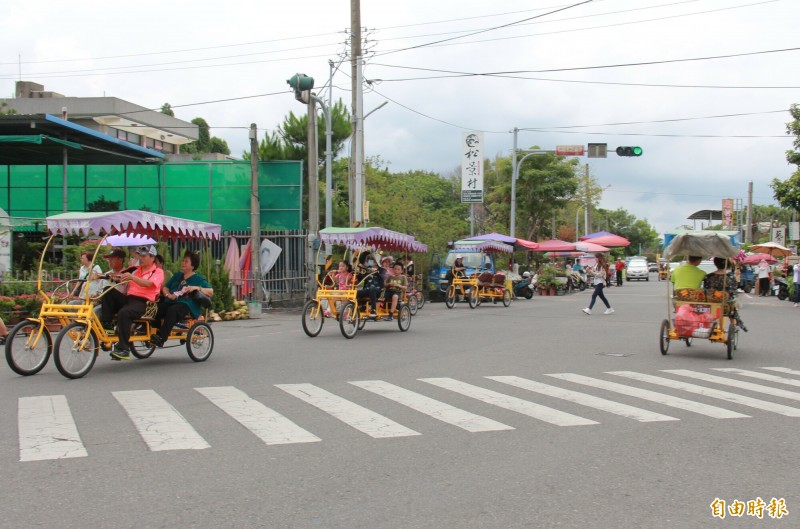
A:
[
  {"xmin": 359, "ymin": 100, "xmax": 388, "ymax": 226},
  {"xmin": 511, "ymin": 149, "xmax": 549, "ymax": 238}
]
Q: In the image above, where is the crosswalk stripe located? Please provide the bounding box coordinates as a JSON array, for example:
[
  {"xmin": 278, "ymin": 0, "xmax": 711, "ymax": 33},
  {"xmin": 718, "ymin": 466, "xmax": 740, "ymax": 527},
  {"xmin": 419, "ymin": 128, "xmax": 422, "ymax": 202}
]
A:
[
  {"xmin": 762, "ymin": 367, "xmax": 800, "ymax": 377},
  {"xmin": 487, "ymin": 376, "xmax": 679, "ymax": 423},
  {"xmin": 664, "ymin": 369, "xmax": 800, "ymax": 402},
  {"xmin": 275, "ymin": 383, "xmax": 421, "ymax": 438},
  {"xmin": 112, "ymin": 390, "xmax": 210, "ymax": 451},
  {"xmin": 350, "ymin": 380, "xmax": 514, "ymax": 432},
  {"xmin": 714, "ymin": 368, "xmax": 800, "ymax": 388},
  {"xmin": 609, "ymin": 371, "xmax": 800, "ymax": 417},
  {"xmin": 18, "ymin": 395, "xmax": 87, "ymax": 462},
  {"xmin": 196, "ymin": 386, "xmax": 321, "ymax": 445},
  {"xmin": 546, "ymin": 373, "xmax": 748, "ymax": 419},
  {"xmin": 419, "ymin": 378, "xmax": 597, "ymax": 426}
]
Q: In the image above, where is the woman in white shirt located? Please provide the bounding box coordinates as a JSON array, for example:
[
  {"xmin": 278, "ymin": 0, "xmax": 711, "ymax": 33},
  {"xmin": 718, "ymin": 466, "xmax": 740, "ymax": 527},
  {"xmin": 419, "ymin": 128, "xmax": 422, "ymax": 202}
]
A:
[
  {"xmin": 582, "ymin": 254, "xmax": 614, "ymax": 315},
  {"xmin": 757, "ymin": 259, "xmax": 771, "ymax": 297}
]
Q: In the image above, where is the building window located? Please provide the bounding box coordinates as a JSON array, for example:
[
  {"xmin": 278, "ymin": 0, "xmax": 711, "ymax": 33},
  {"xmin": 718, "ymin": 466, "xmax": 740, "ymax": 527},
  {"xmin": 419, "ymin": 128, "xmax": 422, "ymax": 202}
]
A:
[{"xmin": 127, "ymin": 132, "xmax": 141, "ymax": 145}]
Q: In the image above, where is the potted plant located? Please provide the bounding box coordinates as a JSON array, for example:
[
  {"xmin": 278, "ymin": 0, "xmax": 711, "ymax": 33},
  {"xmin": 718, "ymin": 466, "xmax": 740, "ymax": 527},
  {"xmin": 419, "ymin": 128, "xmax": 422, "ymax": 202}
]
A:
[{"xmin": 537, "ymin": 266, "xmax": 558, "ymax": 296}]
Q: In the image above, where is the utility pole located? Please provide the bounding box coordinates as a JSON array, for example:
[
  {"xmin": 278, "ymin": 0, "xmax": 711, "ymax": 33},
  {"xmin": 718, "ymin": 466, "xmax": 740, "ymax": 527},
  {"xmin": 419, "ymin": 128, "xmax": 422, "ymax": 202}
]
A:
[
  {"xmin": 307, "ymin": 97, "xmax": 320, "ymax": 299},
  {"xmin": 510, "ymin": 127, "xmax": 518, "ymax": 239},
  {"xmin": 349, "ymin": 0, "xmax": 361, "ymax": 225},
  {"xmin": 746, "ymin": 180, "xmax": 753, "ymax": 243},
  {"xmin": 249, "ymin": 123, "xmax": 261, "ymax": 302},
  {"xmin": 354, "ymin": 57, "xmax": 364, "ymax": 225},
  {"xmin": 584, "ymin": 163, "xmax": 590, "ymax": 237}
]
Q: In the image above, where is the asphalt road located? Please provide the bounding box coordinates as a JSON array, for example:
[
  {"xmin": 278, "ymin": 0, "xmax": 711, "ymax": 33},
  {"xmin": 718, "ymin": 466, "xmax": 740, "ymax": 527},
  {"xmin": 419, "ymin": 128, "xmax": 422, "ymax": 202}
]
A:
[{"xmin": 2, "ymin": 276, "xmax": 797, "ymax": 528}]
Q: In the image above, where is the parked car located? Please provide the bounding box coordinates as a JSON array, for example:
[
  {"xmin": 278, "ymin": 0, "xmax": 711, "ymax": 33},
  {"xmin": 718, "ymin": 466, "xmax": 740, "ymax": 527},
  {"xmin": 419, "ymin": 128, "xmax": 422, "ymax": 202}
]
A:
[{"xmin": 626, "ymin": 259, "xmax": 650, "ymax": 281}]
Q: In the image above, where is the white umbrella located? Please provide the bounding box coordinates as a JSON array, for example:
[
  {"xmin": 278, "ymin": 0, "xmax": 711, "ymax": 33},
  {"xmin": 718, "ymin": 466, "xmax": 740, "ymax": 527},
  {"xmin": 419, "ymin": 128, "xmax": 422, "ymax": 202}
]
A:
[
  {"xmin": 102, "ymin": 234, "xmax": 157, "ymax": 247},
  {"xmin": 750, "ymin": 241, "xmax": 792, "ymax": 258}
]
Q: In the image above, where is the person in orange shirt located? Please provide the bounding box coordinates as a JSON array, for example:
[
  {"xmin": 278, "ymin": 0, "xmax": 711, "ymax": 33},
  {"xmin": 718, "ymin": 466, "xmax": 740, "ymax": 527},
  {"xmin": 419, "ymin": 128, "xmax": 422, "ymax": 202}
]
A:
[{"xmin": 100, "ymin": 245, "xmax": 164, "ymax": 360}]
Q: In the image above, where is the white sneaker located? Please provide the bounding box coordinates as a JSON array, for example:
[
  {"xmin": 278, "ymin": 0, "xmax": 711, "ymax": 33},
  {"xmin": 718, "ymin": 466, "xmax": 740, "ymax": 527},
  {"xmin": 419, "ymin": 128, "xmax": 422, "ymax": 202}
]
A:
[
  {"xmin": 582, "ymin": 308, "xmax": 591, "ymax": 315},
  {"xmin": 604, "ymin": 308, "xmax": 615, "ymax": 315},
  {"xmin": 794, "ymin": 303, "xmax": 799, "ymax": 308}
]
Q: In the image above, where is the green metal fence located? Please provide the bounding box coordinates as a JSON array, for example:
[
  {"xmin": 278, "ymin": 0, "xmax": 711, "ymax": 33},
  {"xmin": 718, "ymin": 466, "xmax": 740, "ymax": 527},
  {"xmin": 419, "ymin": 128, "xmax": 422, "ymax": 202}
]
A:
[{"xmin": 0, "ymin": 160, "xmax": 303, "ymax": 231}]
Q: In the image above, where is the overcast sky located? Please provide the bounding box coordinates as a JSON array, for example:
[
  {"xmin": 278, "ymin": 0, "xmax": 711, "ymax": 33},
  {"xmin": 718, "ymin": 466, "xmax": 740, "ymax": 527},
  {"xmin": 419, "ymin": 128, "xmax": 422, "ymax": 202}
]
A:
[{"xmin": 2, "ymin": 0, "xmax": 797, "ymax": 237}]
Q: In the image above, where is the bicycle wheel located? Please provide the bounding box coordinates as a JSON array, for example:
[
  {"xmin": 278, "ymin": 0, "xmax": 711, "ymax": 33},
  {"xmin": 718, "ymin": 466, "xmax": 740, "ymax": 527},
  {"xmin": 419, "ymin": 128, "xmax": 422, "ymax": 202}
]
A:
[
  {"xmin": 6, "ymin": 320, "xmax": 52, "ymax": 376},
  {"xmin": 726, "ymin": 322, "xmax": 736, "ymax": 360},
  {"xmin": 659, "ymin": 319, "xmax": 670, "ymax": 355},
  {"xmin": 131, "ymin": 341, "xmax": 156, "ymax": 359},
  {"xmin": 339, "ymin": 302, "xmax": 359, "ymax": 339},
  {"xmin": 468, "ymin": 288, "xmax": 479, "ymax": 309},
  {"xmin": 445, "ymin": 286, "xmax": 456, "ymax": 308},
  {"xmin": 301, "ymin": 300, "xmax": 324, "ymax": 337},
  {"xmin": 502, "ymin": 289, "xmax": 512, "ymax": 307},
  {"xmin": 53, "ymin": 322, "xmax": 98, "ymax": 379},
  {"xmin": 415, "ymin": 291, "xmax": 425, "ymax": 310},
  {"xmin": 186, "ymin": 322, "xmax": 214, "ymax": 362},
  {"xmin": 407, "ymin": 295, "xmax": 418, "ymax": 316},
  {"xmin": 397, "ymin": 305, "xmax": 411, "ymax": 332}
]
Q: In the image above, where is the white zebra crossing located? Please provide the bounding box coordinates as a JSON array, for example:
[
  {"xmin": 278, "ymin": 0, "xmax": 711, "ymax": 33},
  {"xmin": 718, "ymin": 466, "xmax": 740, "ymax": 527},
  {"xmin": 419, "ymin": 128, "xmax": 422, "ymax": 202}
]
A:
[
  {"xmin": 420, "ymin": 377, "xmax": 598, "ymax": 426},
  {"xmin": 609, "ymin": 371, "xmax": 800, "ymax": 417},
  {"xmin": 486, "ymin": 376, "xmax": 679, "ymax": 422},
  {"xmin": 113, "ymin": 390, "xmax": 210, "ymax": 451},
  {"xmin": 17, "ymin": 368, "xmax": 800, "ymax": 461},
  {"xmin": 196, "ymin": 386, "xmax": 321, "ymax": 445},
  {"xmin": 663, "ymin": 369, "xmax": 800, "ymax": 402},
  {"xmin": 275, "ymin": 383, "xmax": 421, "ymax": 438},
  {"xmin": 716, "ymin": 368, "xmax": 800, "ymax": 388},
  {"xmin": 350, "ymin": 380, "xmax": 514, "ymax": 432},
  {"xmin": 546, "ymin": 373, "xmax": 749, "ymax": 419},
  {"xmin": 18, "ymin": 395, "xmax": 87, "ymax": 462}
]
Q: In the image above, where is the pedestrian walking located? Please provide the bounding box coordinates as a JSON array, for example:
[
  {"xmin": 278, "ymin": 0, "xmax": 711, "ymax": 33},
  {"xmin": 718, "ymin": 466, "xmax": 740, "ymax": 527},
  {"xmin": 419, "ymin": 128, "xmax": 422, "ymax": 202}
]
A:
[
  {"xmin": 793, "ymin": 261, "xmax": 800, "ymax": 307},
  {"xmin": 583, "ymin": 254, "xmax": 614, "ymax": 315}
]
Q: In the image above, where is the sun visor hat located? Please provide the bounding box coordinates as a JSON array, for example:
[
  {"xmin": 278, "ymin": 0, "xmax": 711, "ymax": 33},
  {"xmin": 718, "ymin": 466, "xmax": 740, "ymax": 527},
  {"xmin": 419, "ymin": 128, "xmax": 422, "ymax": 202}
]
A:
[{"xmin": 135, "ymin": 245, "xmax": 157, "ymax": 256}]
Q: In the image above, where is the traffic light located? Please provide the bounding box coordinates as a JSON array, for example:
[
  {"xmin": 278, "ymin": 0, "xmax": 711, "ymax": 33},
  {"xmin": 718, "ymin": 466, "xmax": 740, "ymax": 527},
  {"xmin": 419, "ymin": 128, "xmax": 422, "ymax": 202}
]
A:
[
  {"xmin": 616, "ymin": 146, "xmax": 643, "ymax": 157},
  {"xmin": 287, "ymin": 73, "xmax": 314, "ymax": 103}
]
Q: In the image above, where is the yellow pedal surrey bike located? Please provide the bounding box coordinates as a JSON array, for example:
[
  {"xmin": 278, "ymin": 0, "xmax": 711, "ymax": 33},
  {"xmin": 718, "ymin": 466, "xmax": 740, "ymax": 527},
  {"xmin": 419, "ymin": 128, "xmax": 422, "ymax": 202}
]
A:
[
  {"xmin": 5, "ymin": 210, "xmax": 221, "ymax": 379},
  {"xmin": 301, "ymin": 227, "xmax": 427, "ymax": 339},
  {"xmin": 444, "ymin": 239, "xmax": 513, "ymax": 309}
]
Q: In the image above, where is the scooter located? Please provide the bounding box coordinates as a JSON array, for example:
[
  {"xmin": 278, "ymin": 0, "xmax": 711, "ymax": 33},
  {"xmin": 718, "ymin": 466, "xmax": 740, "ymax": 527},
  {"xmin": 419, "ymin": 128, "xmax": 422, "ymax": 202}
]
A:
[
  {"xmin": 774, "ymin": 276, "xmax": 790, "ymax": 300},
  {"xmin": 513, "ymin": 272, "xmax": 536, "ymax": 299},
  {"xmin": 566, "ymin": 269, "xmax": 587, "ymax": 292}
]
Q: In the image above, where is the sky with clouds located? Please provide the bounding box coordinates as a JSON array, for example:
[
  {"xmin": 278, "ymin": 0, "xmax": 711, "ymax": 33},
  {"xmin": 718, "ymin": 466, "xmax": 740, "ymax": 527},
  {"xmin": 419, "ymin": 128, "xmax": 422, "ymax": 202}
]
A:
[{"xmin": 2, "ymin": 0, "xmax": 797, "ymax": 237}]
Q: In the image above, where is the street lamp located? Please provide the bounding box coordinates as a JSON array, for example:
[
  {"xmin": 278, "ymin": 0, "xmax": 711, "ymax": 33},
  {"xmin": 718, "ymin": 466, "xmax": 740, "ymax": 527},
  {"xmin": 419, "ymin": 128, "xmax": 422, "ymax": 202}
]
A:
[{"xmin": 510, "ymin": 149, "xmax": 549, "ymax": 239}]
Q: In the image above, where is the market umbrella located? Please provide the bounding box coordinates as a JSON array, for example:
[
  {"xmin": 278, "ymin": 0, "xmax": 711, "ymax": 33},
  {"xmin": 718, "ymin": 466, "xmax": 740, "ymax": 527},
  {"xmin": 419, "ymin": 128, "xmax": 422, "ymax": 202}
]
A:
[
  {"xmin": 534, "ymin": 239, "xmax": 577, "ymax": 252},
  {"xmin": 580, "ymin": 233, "xmax": 630, "ymax": 247},
  {"xmin": 580, "ymin": 230, "xmax": 615, "ymax": 239},
  {"xmin": 224, "ymin": 238, "xmax": 241, "ymax": 285},
  {"xmin": 543, "ymin": 251, "xmax": 584, "ymax": 258},
  {"xmin": 102, "ymin": 234, "xmax": 157, "ymax": 247},
  {"xmin": 575, "ymin": 241, "xmax": 610, "ymax": 253},
  {"xmin": 239, "ymin": 241, "xmax": 253, "ymax": 297},
  {"xmin": 750, "ymin": 241, "xmax": 792, "ymax": 258},
  {"xmin": 741, "ymin": 252, "xmax": 776, "ymax": 265}
]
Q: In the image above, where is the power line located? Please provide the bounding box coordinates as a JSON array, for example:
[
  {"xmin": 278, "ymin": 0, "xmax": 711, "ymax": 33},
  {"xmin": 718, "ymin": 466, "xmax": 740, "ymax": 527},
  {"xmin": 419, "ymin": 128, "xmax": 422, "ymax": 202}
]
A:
[
  {"xmin": 369, "ymin": 45, "xmax": 800, "ymax": 81},
  {"xmin": 524, "ymin": 129, "xmax": 788, "ymax": 138},
  {"xmin": 116, "ymin": 90, "xmax": 290, "ymax": 116},
  {"xmin": 523, "ymin": 110, "xmax": 789, "ymax": 129},
  {"xmin": 375, "ymin": 0, "xmax": 594, "ymax": 57}
]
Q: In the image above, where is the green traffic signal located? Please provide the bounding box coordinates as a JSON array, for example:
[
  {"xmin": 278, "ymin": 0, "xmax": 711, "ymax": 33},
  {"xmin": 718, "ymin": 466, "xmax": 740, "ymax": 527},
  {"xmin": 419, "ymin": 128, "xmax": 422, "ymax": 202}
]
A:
[
  {"xmin": 287, "ymin": 73, "xmax": 314, "ymax": 91},
  {"xmin": 616, "ymin": 146, "xmax": 643, "ymax": 157}
]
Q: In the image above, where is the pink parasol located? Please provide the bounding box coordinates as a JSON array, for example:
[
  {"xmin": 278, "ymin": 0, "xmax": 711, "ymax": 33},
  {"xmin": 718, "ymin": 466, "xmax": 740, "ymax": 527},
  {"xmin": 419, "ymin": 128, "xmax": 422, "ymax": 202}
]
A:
[
  {"xmin": 239, "ymin": 241, "xmax": 253, "ymax": 298},
  {"xmin": 580, "ymin": 233, "xmax": 630, "ymax": 247},
  {"xmin": 534, "ymin": 239, "xmax": 577, "ymax": 252},
  {"xmin": 575, "ymin": 241, "xmax": 610, "ymax": 253},
  {"xmin": 223, "ymin": 238, "xmax": 241, "ymax": 286},
  {"xmin": 741, "ymin": 253, "xmax": 776, "ymax": 265}
]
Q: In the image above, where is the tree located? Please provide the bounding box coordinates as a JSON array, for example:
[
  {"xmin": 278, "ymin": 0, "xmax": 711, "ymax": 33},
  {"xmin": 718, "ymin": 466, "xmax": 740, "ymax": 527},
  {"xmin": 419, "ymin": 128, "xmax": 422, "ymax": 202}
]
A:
[
  {"xmin": 87, "ymin": 195, "xmax": 121, "ymax": 212},
  {"xmin": 182, "ymin": 117, "xmax": 231, "ymax": 155},
  {"xmin": 0, "ymin": 101, "xmax": 16, "ymax": 115},
  {"xmin": 483, "ymin": 149, "xmax": 581, "ymax": 241},
  {"xmin": 160, "ymin": 103, "xmax": 175, "ymax": 117},
  {"xmin": 771, "ymin": 104, "xmax": 800, "ymax": 212},
  {"xmin": 593, "ymin": 207, "xmax": 659, "ymax": 256}
]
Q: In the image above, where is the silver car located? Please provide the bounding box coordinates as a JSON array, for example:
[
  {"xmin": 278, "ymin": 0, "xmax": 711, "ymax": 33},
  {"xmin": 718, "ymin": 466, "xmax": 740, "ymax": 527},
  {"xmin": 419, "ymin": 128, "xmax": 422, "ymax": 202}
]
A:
[{"xmin": 626, "ymin": 259, "xmax": 650, "ymax": 281}]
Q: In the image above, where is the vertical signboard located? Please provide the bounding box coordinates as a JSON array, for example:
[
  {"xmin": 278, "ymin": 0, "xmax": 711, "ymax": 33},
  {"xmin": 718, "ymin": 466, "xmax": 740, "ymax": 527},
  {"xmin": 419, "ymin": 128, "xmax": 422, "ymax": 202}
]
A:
[
  {"xmin": 0, "ymin": 208, "xmax": 11, "ymax": 274},
  {"xmin": 789, "ymin": 221, "xmax": 799, "ymax": 242},
  {"xmin": 773, "ymin": 226, "xmax": 786, "ymax": 245},
  {"xmin": 461, "ymin": 132, "xmax": 484, "ymax": 203},
  {"xmin": 721, "ymin": 198, "xmax": 734, "ymax": 230}
]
